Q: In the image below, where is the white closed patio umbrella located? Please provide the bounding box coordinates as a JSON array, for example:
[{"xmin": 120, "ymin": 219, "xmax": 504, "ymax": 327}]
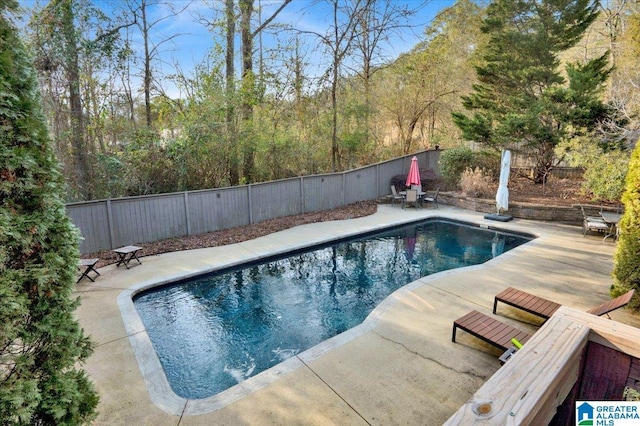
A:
[
  {"xmin": 485, "ymin": 149, "xmax": 513, "ymax": 222},
  {"xmin": 496, "ymin": 150, "xmax": 511, "ymax": 214}
]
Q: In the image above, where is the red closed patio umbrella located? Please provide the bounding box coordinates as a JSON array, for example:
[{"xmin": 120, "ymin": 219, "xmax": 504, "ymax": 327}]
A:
[
  {"xmin": 404, "ymin": 236, "xmax": 417, "ymax": 261},
  {"xmin": 405, "ymin": 156, "xmax": 421, "ymax": 187}
]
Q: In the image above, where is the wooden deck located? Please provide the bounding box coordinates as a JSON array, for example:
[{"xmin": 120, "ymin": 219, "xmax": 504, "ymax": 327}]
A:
[
  {"xmin": 452, "ymin": 310, "xmax": 531, "ymax": 352},
  {"xmin": 446, "ymin": 307, "xmax": 640, "ymax": 425},
  {"xmin": 493, "ymin": 287, "xmax": 561, "ymax": 320}
]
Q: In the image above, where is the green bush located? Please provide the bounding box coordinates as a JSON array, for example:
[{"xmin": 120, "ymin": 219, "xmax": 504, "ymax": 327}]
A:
[
  {"xmin": 438, "ymin": 146, "xmax": 475, "ymax": 186},
  {"xmin": 472, "ymin": 150, "xmax": 501, "ymax": 179},
  {"xmin": 582, "ymin": 150, "xmax": 628, "ymax": 202},
  {"xmin": 122, "ymin": 129, "xmax": 178, "ymax": 195},
  {"xmin": 438, "ymin": 146, "xmax": 499, "ymax": 187},
  {"xmin": 612, "ymin": 140, "xmax": 640, "ymax": 310},
  {"xmin": 557, "ymin": 136, "xmax": 628, "ymax": 202}
]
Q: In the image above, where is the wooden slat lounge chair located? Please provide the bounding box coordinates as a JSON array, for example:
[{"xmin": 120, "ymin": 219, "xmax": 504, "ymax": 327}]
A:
[
  {"xmin": 587, "ymin": 289, "xmax": 635, "ymax": 317},
  {"xmin": 493, "ymin": 287, "xmax": 561, "ymax": 320},
  {"xmin": 452, "ymin": 310, "xmax": 531, "ymax": 353},
  {"xmin": 493, "ymin": 287, "xmax": 635, "ymax": 321}
]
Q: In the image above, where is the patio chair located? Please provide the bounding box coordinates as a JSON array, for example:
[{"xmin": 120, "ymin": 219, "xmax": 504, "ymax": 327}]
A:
[
  {"xmin": 422, "ymin": 187, "xmax": 440, "ymax": 209},
  {"xmin": 452, "ymin": 310, "xmax": 532, "ymax": 353},
  {"xmin": 493, "ymin": 287, "xmax": 635, "ymax": 321},
  {"xmin": 390, "ymin": 185, "xmax": 404, "ymax": 207},
  {"xmin": 402, "ymin": 189, "xmax": 420, "ymax": 209},
  {"xmin": 579, "ymin": 205, "xmax": 608, "ymax": 236}
]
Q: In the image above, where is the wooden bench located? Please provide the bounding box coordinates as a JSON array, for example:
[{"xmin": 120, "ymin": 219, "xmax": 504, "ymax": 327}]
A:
[
  {"xmin": 493, "ymin": 287, "xmax": 561, "ymax": 321},
  {"xmin": 77, "ymin": 258, "xmax": 100, "ymax": 283},
  {"xmin": 452, "ymin": 310, "xmax": 531, "ymax": 353}
]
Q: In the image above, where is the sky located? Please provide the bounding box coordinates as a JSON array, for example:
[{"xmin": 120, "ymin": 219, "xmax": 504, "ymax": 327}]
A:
[
  {"xmin": 17, "ymin": 0, "xmax": 459, "ymax": 98},
  {"xmin": 183, "ymin": 0, "xmax": 459, "ymax": 97}
]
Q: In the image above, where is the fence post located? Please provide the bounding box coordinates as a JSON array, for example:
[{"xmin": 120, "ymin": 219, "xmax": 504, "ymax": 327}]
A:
[
  {"xmin": 376, "ymin": 164, "xmax": 380, "ymax": 198},
  {"xmin": 300, "ymin": 176, "xmax": 305, "ymax": 214},
  {"xmin": 106, "ymin": 199, "xmax": 115, "ymax": 249},
  {"xmin": 183, "ymin": 191, "xmax": 191, "ymax": 236},
  {"xmin": 247, "ymin": 184, "xmax": 253, "ymax": 225}
]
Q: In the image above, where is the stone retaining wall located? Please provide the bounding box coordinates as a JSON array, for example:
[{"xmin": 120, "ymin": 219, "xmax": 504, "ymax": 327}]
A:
[
  {"xmin": 380, "ymin": 191, "xmax": 617, "ymax": 224},
  {"xmin": 438, "ymin": 192, "xmax": 606, "ymax": 224}
]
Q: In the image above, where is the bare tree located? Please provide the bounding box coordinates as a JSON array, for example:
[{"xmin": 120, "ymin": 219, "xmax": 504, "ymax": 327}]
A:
[
  {"xmin": 225, "ymin": 0, "xmax": 240, "ymax": 184},
  {"xmin": 380, "ymin": 0, "xmax": 485, "ymax": 153},
  {"xmin": 29, "ymin": 0, "xmax": 133, "ymax": 199},
  {"xmin": 299, "ymin": 0, "xmax": 370, "ymax": 171},
  {"xmin": 195, "ymin": 0, "xmax": 291, "ymax": 184},
  {"xmin": 123, "ymin": 0, "xmax": 189, "ymax": 128},
  {"xmin": 351, "ymin": 0, "xmax": 422, "ymax": 148},
  {"xmin": 238, "ymin": 0, "xmax": 292, "ymax": 182}
]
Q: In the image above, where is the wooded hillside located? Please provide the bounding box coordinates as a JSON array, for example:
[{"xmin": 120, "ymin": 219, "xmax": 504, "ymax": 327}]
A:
[{"xmin": 15, "ymin": 0, "xmax": 640, "ymax": 202}]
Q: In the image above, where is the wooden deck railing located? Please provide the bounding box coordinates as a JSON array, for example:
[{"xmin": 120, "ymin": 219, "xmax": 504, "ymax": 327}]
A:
[{"xmin": 445, "ymin": 306, "xmax": 640, "ymax": 425}]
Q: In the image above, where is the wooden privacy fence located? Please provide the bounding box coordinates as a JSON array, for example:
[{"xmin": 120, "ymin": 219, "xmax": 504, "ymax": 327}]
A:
[
  {"xmin": 67, "ymin": 150, "xmax": 441, "ymax": 254},
  {"xmin": 512, "ymin": 166, "xmax": 584, "ymax": 180}
]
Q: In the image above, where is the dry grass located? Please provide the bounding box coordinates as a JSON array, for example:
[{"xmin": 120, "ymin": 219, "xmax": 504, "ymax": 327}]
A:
[{"xmin": 460, "ymin": 167, "xmax": 494, "ymax": 198}]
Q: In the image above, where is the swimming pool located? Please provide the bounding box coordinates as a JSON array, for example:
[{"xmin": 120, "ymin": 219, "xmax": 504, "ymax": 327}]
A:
[{"xmin": 132, "ymin": 218, "xmax": 532, "ymax": 400}]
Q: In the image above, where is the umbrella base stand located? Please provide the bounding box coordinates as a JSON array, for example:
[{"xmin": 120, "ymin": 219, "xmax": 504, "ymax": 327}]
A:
[{"xmin": 484, "ymin": 213, "xmax": 513, "ymax": 222}]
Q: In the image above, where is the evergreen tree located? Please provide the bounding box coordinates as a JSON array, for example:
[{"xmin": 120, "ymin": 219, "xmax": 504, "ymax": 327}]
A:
[
  {"xmin": 452, "ymin": 0, "xmax": 612, "ymax": 183},
  {"xmin": 0, "ymin": 1, "xmax": 99, "ymax": 424}
]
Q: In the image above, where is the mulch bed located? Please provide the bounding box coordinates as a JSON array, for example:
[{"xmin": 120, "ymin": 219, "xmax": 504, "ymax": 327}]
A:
[{"xmin": 88, "ymin": 200, "xmax": 378, "ymax": 268}]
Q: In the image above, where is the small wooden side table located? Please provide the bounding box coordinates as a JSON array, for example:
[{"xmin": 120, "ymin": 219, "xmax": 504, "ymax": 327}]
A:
[{"xmin": 113, "ymin": 245, "xmax": 143, "ymax": 269}]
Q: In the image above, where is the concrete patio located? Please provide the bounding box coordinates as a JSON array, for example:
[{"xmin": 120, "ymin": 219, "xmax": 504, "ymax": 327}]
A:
[{"xmin": 73, "ymin": 204, "xmax": 640, "ymax": 425}]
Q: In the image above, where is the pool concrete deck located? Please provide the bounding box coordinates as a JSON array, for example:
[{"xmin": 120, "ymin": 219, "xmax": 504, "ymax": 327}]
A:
[{"xmin": 74, "ymin": 204, "xmax": 640, "ymax": 425}]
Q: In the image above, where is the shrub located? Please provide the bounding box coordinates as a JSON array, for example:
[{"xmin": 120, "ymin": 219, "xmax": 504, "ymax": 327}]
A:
[
  {"xmin": 612, "ymin": 141, "xmax": 640, "ymax": 310},
  {"xmin": 473, "ymin": 150, "xmax": 501, "ymax": 179},
  {"xmin": 439, "ymin": 146, "xmax": 500, "ymax": 187},
  {"xmin": 389, "ymin": 169, "xmax": 438, "ymax": 191},
  {"xmin": 460, "ymin": 167, "xmax": 494, "ymax": 198},
  {"xmin": 581, "ymin": 150, "xmax": 628, "ymax": 202},
  {"xmin": 438, "ymin": 146, "xmax": 475, "ymax": 186},
  {"xmin": 557, "ymin": 136, "xmax": 628, "ymax": 202}
]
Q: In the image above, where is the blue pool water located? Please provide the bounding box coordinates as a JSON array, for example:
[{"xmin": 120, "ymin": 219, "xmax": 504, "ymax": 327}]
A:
[{"xmin": 133, "ymin": 219, "xmax": 532, "ymax": 399}]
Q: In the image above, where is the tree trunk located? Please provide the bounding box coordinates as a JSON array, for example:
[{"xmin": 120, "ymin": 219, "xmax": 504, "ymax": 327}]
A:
[
  {"xmin": 61, "ymin": 0, "xmax": 89, "ymax": 199},
  {"xmin": 235, "ymin": 0, "xmax": 292, "ymax": 182},
  {"xmin": 240, "ymin": 0, "xmax": 255, "ymax": 183},
  {"xmin": 225, "ymin": 0, "xmax": 239, "ymax": 185},
  {"xmin": 141, "ymin": 0, "xmax": 152, "ymax": 128},
  {"xmin": 404, "ymin": 117, "xmax": 419, "ymax": 154},
  {"xmin": 330, "ymin": 0, "xmax": 340, "ymax": 172},
  {"xmin": 533, "ymin": 146, "xmax": 555, "ymax": 184}
]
